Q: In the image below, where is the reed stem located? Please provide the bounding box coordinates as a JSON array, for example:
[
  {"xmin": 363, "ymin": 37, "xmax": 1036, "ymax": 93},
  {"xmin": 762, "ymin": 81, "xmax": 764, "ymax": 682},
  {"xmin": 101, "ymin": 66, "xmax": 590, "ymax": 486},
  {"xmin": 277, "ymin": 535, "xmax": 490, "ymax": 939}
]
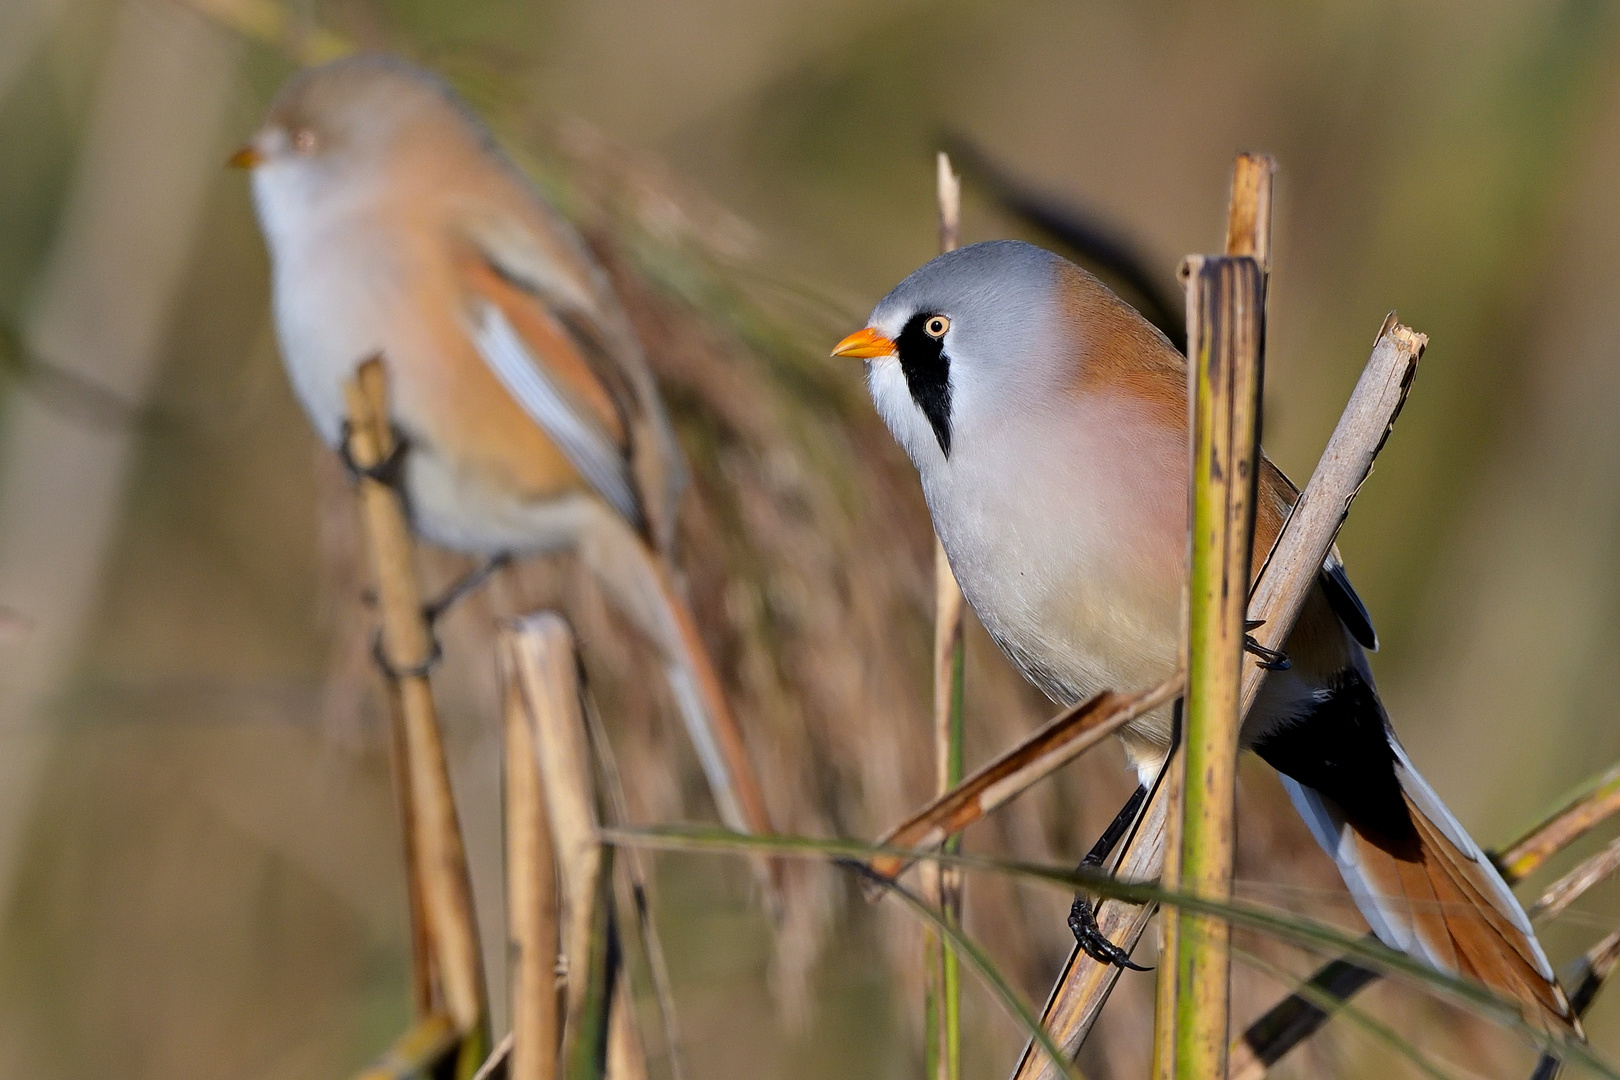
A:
[
  {"xmin": 503, "ymin": 636, "xmax": 563, "ymax": 1080},
  {"xmin": 926, "ymin": 149, "xmax": 968, "ymax": 1080},
  {"xmin": 1171, "ymin": 252, "xmax": 1266, "ymax": 1079},
  {"xmin": 345, "ymin": 357, "xmax": 489, "ymax": 1079}
]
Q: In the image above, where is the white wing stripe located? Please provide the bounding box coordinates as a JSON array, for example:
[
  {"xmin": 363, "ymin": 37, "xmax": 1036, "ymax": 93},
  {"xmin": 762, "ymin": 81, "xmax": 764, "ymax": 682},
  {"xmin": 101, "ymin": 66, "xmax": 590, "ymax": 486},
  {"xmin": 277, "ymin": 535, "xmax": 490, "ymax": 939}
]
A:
[
  {"xmin": 1280, "ymin": 776, "xmax": 1411, "ymax": 951},
  {"xmin": 472, "ymin": 300, "xmax": 640, "ymax": 524}
]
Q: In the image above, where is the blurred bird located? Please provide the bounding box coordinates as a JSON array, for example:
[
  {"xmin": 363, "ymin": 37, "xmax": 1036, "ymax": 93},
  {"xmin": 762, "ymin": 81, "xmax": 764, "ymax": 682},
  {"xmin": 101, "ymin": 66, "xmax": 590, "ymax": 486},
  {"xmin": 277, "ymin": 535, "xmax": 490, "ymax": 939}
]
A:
[
  {"xmin": 230, "ymin": 54, "xmax": 772, "ymax": 839},
  {"xmin": 834, "ymin": 239, "xmax": 1576, "ymax": 1035}
]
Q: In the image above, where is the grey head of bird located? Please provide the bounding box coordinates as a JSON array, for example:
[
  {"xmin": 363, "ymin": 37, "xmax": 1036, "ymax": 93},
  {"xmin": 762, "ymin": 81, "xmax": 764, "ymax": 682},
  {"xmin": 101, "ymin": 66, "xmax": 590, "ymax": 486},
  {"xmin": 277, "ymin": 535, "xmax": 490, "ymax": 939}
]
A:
[
  {"xmin": 835, "ymin": 240, "xmax": 1089, "ymax": 469},
  {"xmin": 836, "ymin": 239, "xmax": 1186, "ymax": 478}
]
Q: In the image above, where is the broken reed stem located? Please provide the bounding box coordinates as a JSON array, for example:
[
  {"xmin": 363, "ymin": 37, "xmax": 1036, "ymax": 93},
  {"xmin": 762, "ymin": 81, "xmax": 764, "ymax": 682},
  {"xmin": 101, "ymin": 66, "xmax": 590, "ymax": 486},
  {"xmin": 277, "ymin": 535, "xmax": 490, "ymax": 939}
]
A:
[
  {"xmin": 1567, "ymin": 926, "xmax": 1620, "ymax": 1016},
  {"xmin": 1153, "ymin": 151, "xmax": 1276, "ymax": 1080},
  {"xmin": 389, "ymin": 681, "xmax": 437, "ymax": 1017},
  {"xmin": 352, "ymin": 1014, "xmax": 462, "ymax": 1080},
  {"xmin": 1502, "ymin": 760, "xmax": 1620, "ymax": 883},
  {"xmin": 585, "ymin": 692, "xmax": 689, "ymax": 1080},
  {"xmin": 1012, "ymin": 317, "xmax": 1425, "ymax": 1080},
  {"xmin": 868, "ymin": 679, "xmax": 1182, "ymax": 885},
  {"xmin": 345, "ymin": 358, "xmax": 488, "ymax": 1079},
  {"xmin": 927, "ymin": 148, "xmax": 968, "ymax": 1080},
  {"xmin": 471, "ymin": 1034, "xmax": 514, "ymax": 1080},
  {"xmin": 1232, "ymin": 752, "xmax": 1620, "ymax": 1078},
  {"xmin": 1151, "ymin": 729, "xmax": 1186, "ymax": 1080},
  {"xmin": 1224, "ymin": 154, "xmax": 1276, "ymax": 268},
  {"xmin": 503, "ymin": 613, "xmax": 648, "ymax": 1080},
  {"xmin": 502, "ymin": 615, "xmax": 603, "ymax": 1047},
  {"xmin": 1171, "ymin": 253, "xmax": 1266, "ymax": 1080},
  {"xmin": 503, "ymin": 643, "xmax": 562, "ymax": 1080},
  {"xmin": 1533, "ymin": 831, "xmax": 1620, "ymax": 921}
]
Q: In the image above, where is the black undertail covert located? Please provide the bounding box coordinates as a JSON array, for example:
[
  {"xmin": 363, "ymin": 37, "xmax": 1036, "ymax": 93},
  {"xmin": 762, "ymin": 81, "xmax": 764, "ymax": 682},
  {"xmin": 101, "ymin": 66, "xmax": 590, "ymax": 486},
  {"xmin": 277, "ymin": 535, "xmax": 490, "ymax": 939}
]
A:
[{"xmin": 1252, "ymin": 668, "xmax": 1419, "ymax": 859}]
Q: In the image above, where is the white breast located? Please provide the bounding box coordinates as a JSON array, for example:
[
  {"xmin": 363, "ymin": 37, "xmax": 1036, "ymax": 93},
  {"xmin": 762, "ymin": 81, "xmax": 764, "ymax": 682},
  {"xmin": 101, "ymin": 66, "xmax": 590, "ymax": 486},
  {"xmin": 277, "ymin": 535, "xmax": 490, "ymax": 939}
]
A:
[
  {"xmin": 872, "ymin": 356, "xmax": 1185, "ymax": 717},
  {"xmin": 253, "ymin": 163, "xmax": 410, "ymax": 447}
]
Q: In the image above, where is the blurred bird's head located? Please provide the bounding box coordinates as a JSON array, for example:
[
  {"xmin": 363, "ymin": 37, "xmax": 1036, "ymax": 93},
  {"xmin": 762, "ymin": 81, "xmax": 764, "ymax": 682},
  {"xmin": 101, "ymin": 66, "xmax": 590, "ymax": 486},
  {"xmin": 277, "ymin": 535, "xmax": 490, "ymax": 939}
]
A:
[{"xmin": 229, "ymin": 55, "xmax": 495, "ymax": 248}]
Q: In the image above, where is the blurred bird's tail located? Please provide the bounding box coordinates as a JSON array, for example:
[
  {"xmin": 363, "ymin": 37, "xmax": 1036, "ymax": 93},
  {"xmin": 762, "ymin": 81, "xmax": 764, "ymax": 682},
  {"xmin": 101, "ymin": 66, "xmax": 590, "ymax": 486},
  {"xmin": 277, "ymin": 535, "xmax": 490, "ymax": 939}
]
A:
[
  {"xmin": 572, "ymin": 496, "xmax": 775, "ymax": 843},
  {"xmin": 1280, "ymin": 741, "xmax": 1578, "ymax": 1039}
]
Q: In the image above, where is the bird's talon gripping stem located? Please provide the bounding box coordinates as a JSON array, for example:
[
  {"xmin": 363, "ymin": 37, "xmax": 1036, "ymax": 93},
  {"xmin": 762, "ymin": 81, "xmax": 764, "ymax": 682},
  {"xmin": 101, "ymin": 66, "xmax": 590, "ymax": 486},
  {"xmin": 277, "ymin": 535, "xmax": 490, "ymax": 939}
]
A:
[
  {"xmin": 1068, "ymin": 894, "xmax": 1152, "ymax": 970},
  {"xmin": 371, "ymin": 631, "xmax": 443, "ymax": 681},
  {"xmin": 1243, "ymin": 626, "xmax": 1291, "ymax": 671},
  {"xmin": 338, "ymin": 419, "xmax": 409, "ymax": 487},
  {"xmin": 1066, "ymin": 783, "xmax": 1152, "ymax": 970}
]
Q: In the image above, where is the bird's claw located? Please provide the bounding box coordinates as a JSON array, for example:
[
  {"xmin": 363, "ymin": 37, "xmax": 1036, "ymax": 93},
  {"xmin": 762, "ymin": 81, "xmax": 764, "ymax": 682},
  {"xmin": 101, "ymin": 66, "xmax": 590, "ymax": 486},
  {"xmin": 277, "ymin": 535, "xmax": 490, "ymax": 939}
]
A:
[
  {"xmin": 1068, "ymin": 894, "xmax": 1151, "ymax": 971},
  {"xmin": 338, "ymin": 419, "xmax": 409, "ymax": 487},
  {"xmin": 371, "ymin": 631, "xmax": 443, "ymax": 681},
  {"xmin": 422, "ymin": 553, "xmax": 511, "ymax": 624},
  {"xmin": 1243, "ymin": 624, "xmax": 1291, "ymax": 671}
]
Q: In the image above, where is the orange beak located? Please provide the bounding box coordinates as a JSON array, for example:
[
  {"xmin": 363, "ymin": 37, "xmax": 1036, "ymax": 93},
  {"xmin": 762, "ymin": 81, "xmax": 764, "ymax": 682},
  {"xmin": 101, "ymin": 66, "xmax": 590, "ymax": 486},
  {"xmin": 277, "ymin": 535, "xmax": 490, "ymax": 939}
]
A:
[
  {"xmin": 226, "ymin": 144, "xmax": 262, "ymax": 169},
  {"xmin": 831, "ymin": 327, "xmax": 897, "ymax": 359}
]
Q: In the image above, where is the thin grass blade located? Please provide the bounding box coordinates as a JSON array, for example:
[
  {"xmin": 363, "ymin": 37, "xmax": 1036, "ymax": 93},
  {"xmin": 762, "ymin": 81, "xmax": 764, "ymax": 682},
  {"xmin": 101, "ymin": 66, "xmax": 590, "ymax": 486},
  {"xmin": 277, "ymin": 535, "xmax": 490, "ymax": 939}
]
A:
[{"xmin": 600, "ymin": 826, "xmax": 1616, "ymax": 1078}]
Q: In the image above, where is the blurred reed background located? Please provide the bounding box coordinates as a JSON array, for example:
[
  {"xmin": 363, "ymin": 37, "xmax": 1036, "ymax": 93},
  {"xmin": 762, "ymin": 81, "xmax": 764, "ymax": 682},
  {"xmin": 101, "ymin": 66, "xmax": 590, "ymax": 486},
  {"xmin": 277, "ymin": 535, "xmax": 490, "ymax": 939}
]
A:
[{"xmin": 2, "ymin": 1, "xmax": 1620, "ymax": 1077}]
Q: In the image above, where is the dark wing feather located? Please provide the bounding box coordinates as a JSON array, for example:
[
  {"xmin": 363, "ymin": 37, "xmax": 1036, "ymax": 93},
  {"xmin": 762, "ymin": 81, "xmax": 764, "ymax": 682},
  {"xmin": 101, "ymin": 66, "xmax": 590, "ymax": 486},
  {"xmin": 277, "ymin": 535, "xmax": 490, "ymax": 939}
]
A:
[{"xmin": 1319, "ymin": 555, "xmax": 1379, "ymax": 651}]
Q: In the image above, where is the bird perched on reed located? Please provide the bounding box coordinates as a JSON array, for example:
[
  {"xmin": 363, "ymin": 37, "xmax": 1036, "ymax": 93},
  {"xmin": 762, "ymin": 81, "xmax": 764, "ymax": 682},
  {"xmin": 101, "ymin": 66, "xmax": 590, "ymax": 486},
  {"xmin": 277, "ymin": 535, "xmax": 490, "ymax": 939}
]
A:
[
  {"xmin": 834, "ymin": 239, "xmax": 1576, "ymax": 1036},
  {"xmin": 230, "ymin": 54, "xmax": 772, "ymax": 839}
]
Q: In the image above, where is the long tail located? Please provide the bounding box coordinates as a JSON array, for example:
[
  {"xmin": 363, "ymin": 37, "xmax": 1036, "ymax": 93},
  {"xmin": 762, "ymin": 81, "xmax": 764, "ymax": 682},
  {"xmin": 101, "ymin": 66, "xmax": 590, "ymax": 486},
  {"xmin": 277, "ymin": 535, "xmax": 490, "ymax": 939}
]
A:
[
  {"xmin": 1281, "ymin": 745, "xmax": 1578, "ymax": 1037},
  {"xmin": 571, "ymin": 496, "xmax": 775, "ymax": 839}
]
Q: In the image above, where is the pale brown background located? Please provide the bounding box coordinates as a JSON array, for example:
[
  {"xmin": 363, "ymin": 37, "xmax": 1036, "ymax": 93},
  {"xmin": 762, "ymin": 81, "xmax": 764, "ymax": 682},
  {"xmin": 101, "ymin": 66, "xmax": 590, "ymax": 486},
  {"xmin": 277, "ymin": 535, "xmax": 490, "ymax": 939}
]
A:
[{"xmin": 1, "ymin": 1, "xmax": 1618, "ymax": 1077}]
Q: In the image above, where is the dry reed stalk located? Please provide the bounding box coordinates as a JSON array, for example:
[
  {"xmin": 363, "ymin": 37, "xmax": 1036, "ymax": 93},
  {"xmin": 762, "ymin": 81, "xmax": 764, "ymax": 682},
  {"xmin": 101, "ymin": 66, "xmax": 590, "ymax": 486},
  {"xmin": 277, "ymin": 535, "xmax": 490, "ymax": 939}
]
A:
[
  {"xmin": 584, "ymin": 695, "xmax": 689, "ymax": 1080},
  {"xmin": 1013, "ymin": 788, "xmax": 1175, "ymax": 1080},
  {"xmin": 1501, "ymin": 761, "xmax": 1620, "ymax": 882},
  {"xmin": 390, "ymin": 686, "xmax": 436, "ymax": 1017},
  {"xmin": 565, "ymin": 847, "xmax": 619, "ymax": 1078},
  {"xmin": 1223, "ymin": 956, "xmax": 1381, "ymax": 1080},
  {"xmin": 1154, "ymin": 151, "xmax": 1276, "ymax": 1080},
  {"xmin": 1151, "ymin": 737, "xmax": 1186, "ymax": 1080},
  {"xmin": 502, "ymin": 616, "xmax": 602, "ymax": 1040},
  {"xmin": 1531, "ymin": 834, "xmax": 1620, "ymax": 921},
  {"xmin": 504, "ymin": 613, "xmax": 648, "ymax": 1080},
  {"xmin": 472, "ymin": 1034, "xmax": 514, "ymax": 1080},
  {"xmin": 926, "ymin": 149, "xmax": 968, "ymax": 1080},
  {"xmin": 866, "ymin": 678, "xmax": 1183, "ymax": 884},
  {"xmin": 352, "ymin": 1013, "xmax": 461, "ymax": 1080},
  {"xmin": 346, "ymin": 358, "xmax": 488, "ymax": 1077},
  {"xmin": 1012, "ymin": 318, "xmax": 1426, "ymax": 1080},
  {"xmin": 1169, "ymin": 251, "xmax": 1267, "ymax": 1080},
  {"xmin": 1231, "ymin": 753, "xmax": 1620, "ymax": 1077},
  {"xmin": 1224, "ymin": 155, "xmax": 1276, "ymax": 268},
  {"xmin": 1567, "ymin": 927, "xmax": 1620, "ymax": 1017},
  {"xmin": 503, "ymin": 641, "xmax": 562, "ymax": 1080},
  {"xmin": 606, "ymin": 978, "xmax": 651, "ymax": 1080},
  {"xmin": 1154, "ymin": 152, "xmax": 1275, "ymax": 1080}
]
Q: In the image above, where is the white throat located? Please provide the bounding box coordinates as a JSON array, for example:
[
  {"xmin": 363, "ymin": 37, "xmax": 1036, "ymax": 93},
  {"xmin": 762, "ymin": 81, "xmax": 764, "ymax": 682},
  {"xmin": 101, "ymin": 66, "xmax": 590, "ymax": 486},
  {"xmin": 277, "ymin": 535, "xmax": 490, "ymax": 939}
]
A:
[{"xmin": 865, "ymin": 356, "xmax": 949, "ymax": 470}]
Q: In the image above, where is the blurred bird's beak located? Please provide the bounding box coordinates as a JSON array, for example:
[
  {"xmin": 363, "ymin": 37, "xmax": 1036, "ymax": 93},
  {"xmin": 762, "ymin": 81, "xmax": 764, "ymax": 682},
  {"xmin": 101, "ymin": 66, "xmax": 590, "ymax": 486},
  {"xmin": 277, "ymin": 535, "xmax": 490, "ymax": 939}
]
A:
[
  {"xmin": 227, "ymin": 144, "xmax": 262, "ymax": 169},
  {"xmin": 831, "ymin": 327, "xmax": 897, "ymax": 359}
]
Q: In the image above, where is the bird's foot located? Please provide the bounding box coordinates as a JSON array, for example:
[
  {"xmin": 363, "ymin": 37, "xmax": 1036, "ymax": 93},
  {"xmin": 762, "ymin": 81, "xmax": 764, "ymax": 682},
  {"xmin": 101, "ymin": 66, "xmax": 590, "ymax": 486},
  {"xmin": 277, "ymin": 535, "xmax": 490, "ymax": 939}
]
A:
[
  {"xmin": 1243, "ymin": 620, "xmax": 1291, "ymax": 671},
  {"xmin": 338, "ymin": 420, "xmax": 409, "ymax": 488},
  {"xmin": 370, "ymin": 631, "xmax": 443, "ymax": 681},
  {"xmin": 423, "ymin": 553, "xmax": 512, "ymax": 624},
  {"xmin": 365, "ymin": 555, "xmax": 512, "ymax": 681},
  {"xmin": 1068, "ymin": 893, "xmax": 1151, "ymax": 971}
]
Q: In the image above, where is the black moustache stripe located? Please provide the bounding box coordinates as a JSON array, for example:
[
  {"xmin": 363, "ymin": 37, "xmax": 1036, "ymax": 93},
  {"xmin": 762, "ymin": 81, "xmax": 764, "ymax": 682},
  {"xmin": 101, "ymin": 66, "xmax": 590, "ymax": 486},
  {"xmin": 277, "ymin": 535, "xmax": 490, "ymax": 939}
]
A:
[{"xmin": 895, "ymin": 312, "xmax": 952, "ymax": 456}]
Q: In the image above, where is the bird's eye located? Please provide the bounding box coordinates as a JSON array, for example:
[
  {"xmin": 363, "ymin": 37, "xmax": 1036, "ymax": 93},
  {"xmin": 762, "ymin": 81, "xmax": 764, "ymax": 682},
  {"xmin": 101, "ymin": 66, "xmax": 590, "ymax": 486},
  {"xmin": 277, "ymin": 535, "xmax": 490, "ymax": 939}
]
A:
[
  {"xmin": 292, "ymin": 129, "xmax": 317, "ymax": 154},
  {"xmin": 924, "ymin": 315, "xmax": 950, "ymax": 338}
]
